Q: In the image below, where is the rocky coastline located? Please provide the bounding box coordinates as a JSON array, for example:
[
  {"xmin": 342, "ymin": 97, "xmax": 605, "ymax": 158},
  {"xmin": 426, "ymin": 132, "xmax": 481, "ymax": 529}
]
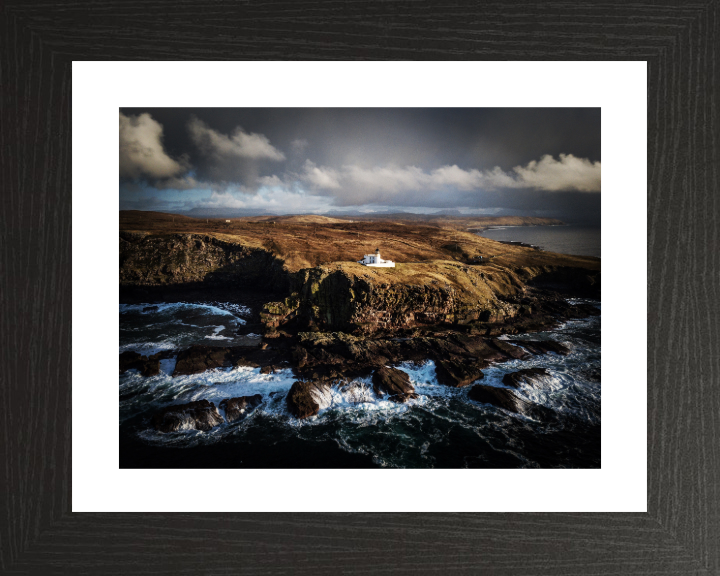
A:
[{"xmin": 119, "ymin": 226, "xmax": 600, "ymax": 432}]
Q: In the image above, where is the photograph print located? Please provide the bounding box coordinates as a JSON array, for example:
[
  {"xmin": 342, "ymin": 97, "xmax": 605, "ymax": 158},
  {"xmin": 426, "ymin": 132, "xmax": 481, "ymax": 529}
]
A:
[{"xmin": 119, "ymin": 108, "xmax": 601, "ymax": 469}]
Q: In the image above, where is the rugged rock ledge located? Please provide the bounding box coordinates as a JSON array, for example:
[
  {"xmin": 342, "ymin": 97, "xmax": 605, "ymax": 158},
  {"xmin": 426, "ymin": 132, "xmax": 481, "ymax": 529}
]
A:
[
  {"xmin": 152, "ymin": 400, "xmax": 224, "ymax": 432},
  {"xmin": 172, "ymin": 344, "xmax": 289, "ymax": 377},
  {"xmin": 468, "ymin": 385, "xmax": 533, "ymax": 415},
  {"xmin": 219, "ymin": 395, "xmax": 263, "ymax": 422},
  {"xmin": 139, "ymin": 296, "xmax": 595, "ymax": 425},
  {"xmin": 286, "ymin": 381, "xmax": 332, "ymax": 419},
  {"xmin": 502, "ymin": 368, "xmax": 551, "ymax": 388},
  {"xmin": 119, "ymin": 350, "xmax": 175, "ymax": 377},
  {"xmin": 260, "ymin": 266, "xmax": 599, "ymax": 335},
  {"xmin": 120, "ymin": 232, "xmax": 290, "ymax": 292},
  {"xmin": 372, "ymin": 367, "xmax": 418, "ymax": 402}
]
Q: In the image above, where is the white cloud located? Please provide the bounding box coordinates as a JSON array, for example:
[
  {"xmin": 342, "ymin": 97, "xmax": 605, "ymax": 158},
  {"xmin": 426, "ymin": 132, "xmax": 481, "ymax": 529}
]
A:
[
  {"xmin": 302, "ymin": 161, "xmax": 341, "ymax": 189},
  {"xmin": 257, "ymin": 175, "xmax": 284, "ymax": 187},
  {"xmin": 119, "ymin": 112, "xmax": 186, "ymax": 179},
  {"xmin": 294, "ymin": 154, "xmax": 600, "ymax": 203},
  {"xmin": 196, "ymin": 187, "xmax": 334, "ymax": 213},
  {"xmin": 511, "ymin": 153, "xmax": 601, "ymax": 192},
  {"xmin": 188, "ymin": 117, "xmax": 285, "ymax": 161}
]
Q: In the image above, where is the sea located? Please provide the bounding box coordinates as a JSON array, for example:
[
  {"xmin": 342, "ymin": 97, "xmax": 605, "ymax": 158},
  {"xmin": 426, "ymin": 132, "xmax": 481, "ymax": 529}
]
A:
[
  {"xmin": 119, "ymin": 299, "xmax": 601, "ymax": 468},
  {"xmin": 477, "ymin": 224, "xmax": 601, "ymax": 258}
]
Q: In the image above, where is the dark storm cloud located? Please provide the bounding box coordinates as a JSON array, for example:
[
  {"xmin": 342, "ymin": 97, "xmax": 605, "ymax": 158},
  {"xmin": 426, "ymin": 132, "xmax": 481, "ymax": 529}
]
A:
[{"xmin": 119, "ymin": 108, "xmax": 601, "ymax": 222}]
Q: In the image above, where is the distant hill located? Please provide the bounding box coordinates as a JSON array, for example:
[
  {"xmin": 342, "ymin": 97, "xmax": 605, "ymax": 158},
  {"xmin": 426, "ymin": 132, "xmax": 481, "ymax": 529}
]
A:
[
  {"xmin": 119, "ymin": 210, "xmax": 562, "ymax": 231},
  {"xmin": 248, "ymin": 214, "xmax": 353, "ymax": 225},
  {"xmin": 350, "ymin": 213, "xmax": 565, "ymax": 230},
  {"xmin": 119, "ymin": 210, "xmax": 201, "ymax": 222}
]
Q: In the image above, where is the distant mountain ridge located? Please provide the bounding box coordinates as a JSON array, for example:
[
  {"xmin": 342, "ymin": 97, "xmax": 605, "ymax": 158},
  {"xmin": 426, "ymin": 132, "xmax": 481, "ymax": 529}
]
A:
[{"xmin": 119, "ymin": 210, "xmax": 564, "ymax": 231}]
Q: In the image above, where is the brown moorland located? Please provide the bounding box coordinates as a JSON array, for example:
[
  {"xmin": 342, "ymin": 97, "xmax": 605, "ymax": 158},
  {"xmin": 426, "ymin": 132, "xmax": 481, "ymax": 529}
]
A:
[{"xmin": 119, "ymin": 210, "xmax": 596, "ymax": 273}]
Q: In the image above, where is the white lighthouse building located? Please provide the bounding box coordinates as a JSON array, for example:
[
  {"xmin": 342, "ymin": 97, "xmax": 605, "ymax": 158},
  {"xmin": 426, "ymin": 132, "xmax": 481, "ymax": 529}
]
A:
[{"xmin": 358, "ymin": 248, "xmax": 395, "ymax": 268}]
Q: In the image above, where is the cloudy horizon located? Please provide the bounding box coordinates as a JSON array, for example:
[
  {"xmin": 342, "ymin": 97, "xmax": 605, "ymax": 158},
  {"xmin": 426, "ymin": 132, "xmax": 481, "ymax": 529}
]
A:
[{"xmin": 119, "ymin": 108, "xmax": 601, "ymax": 223}]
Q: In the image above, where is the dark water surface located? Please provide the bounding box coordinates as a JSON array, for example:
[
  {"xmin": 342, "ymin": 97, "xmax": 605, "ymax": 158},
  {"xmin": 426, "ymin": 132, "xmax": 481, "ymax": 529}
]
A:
[
  {"xmin": 120, "ymin": 302, "xmax": 601, "ymax": 469},
  {"xmin": 478, "ymin": 224, "xmax": 601, "ymax": 258}
]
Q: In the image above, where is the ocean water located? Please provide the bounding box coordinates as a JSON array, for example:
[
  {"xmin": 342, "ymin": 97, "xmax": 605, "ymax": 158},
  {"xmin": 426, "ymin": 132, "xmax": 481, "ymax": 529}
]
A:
[
  {"xmin": 120, "ymin": 302, "xmax": 601, "ymax": 468},
  {"xmin": 477, "ymin": 224, "xmax": 601, "ymax": 258}
]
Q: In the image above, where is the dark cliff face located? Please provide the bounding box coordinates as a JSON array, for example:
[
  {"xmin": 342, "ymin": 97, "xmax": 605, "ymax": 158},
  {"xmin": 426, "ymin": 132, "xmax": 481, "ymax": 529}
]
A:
[
  {"xmin": 260, "ymin": 266, "xmax": 527, "ymax": 334},
  {"xmin": 259, "ymin": 262, "xmax": 600, "ymax": 335},
  {"xmin": 119, "ymin": 232, "xmax": 290, "ymax": 292},
  {"xmin": 525, "ymin": 266, "xmax": 601, "ymax": 298}
]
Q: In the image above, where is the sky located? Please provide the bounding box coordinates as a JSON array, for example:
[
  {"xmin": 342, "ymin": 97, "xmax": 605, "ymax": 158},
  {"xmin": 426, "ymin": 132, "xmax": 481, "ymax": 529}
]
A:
[{"xmin": 119, "ymin": 108, "xmax": 601, "ymax": 223}]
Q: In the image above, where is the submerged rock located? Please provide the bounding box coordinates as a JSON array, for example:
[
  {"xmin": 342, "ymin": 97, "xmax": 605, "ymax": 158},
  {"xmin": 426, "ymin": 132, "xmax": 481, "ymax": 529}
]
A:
[
  {"xmin": 172, "ymin": 344, "xmax": 289, "ymax": 376},
  {"xmin": 286, "ymin": 380, "xmax": 332, "ymax": 419},
  {"xmin": 151, "ymin": 400, "xmax": 224, "ymax": 432},
  {"xmin": 372, "ymin": 366, "xmax": 415, "ymax": 398},
  {"xmin": 387, "ymin": 392, "xmax": 419, "ymax": 404},
  {"xmin": 468, "ymin": 385, "xmax": 533, "ymax": 414},
  {"xmin": 173, "ymin": 345, "xmax": 234, "ymax": 376},
  {"xmin": 219, "ymin": 394, "xmax": 263, "ymax": 422},
  {"xmin": 515, "ymin": 340, "xmax": 570, "ymax": 356},
  {"xmin": 119, "ymin": 350, "xmax": 160, "ymax": 377},
  {"xmin": 502, "ymin": 368, "xmax": 550, "ymax": 388},
  {"xmin": 434, "ymin": 359, "xmax": 484, "ymax": 387},
  {"xmin": 490, "ymin": 339, "xmax": 531, "ymax": 360}
]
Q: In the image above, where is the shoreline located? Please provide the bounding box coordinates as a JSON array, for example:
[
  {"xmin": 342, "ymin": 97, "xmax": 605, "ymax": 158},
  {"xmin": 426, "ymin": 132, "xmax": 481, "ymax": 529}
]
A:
[
  {"xmin": 120, "ymin": 286, "xmax": 601, "ymax": 422},
  {"xmin": 119, "ymin": 300, "xmax": 601, "ymax": 469}
]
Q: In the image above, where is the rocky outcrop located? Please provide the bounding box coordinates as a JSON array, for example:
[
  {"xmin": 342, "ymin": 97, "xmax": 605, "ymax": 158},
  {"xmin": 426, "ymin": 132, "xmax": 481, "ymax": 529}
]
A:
[
  {"xmin": 172, "ymin": 344, "xmax": 289, "ymax": 376},
  {"xmin": 219, "ymin": 395, "xmax": 263, "ymax": 422},
  {"xmin": 434, "ymin": 359, "xmax": 484, "ymax": 387},
  {"xmin": 286, "ymin": 380, "xmax": 332, "ymax": 419},
  {"xmin": 173, "ymin": 345, "xmax": 234, "ymax": 376},
  {"xmin": 489, "ymin": 339, "xmax": 531, "ymax": 360},
  {"xmin": 372, "ymin": 367, "xmax": 417, "ymax": 402},
  {"xmin": 515, "ymin": 340, "xmax": 570, "ymax": 356},
  {"xmin": 151, "ymin": 400, "xmax": 224, "ymax": 432},
  {"xmin": 261, "ymin": 265, "xmax": 525, "ymax": 334},
  {"xmin": 284, "ymin": 329, "xmax": 577, "ymax": 386},
  {"xmin": 260, "ymin": 263, "xmax": 600, "ymax": 337},
  {"xmin": 163, "ymin": 328, "xmax": 578, "ymax": 387},
  {"xmin": 119, "ymin": 351, "xmax": 160, "ymax": 377},
  {"xmin": 468, "ymin": 385, "xmax": 533, "ymax": 415},
  {"xmin": 502, "ymin": 368, "xmax": 550, "ymax": 389},
  {"xmin": 120, "ymin": 232, "xmax": 290, "ymax": 292}
]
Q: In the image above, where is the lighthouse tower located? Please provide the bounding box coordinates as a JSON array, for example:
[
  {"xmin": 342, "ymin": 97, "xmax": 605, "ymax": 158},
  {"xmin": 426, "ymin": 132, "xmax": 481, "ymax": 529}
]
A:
[{"xmin": 358, "ymin": 247, "xmax": 395, "ymax": 267}]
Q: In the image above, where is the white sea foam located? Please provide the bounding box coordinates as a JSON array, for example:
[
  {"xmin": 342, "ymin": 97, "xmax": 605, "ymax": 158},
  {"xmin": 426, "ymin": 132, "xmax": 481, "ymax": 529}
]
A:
[
  {"xmin": 214, "ymin": 302, "xmax": 252, "ymax": 318},
  {"xmin": 205, "ymin": 325, "xmax": 232, "ymax": 340},
  {"xmin": 119, "ymin": 341, "xmax": 177, "ymax": 356},
  {"xmin": 172, "ymin": 366, "xmax": 297, "ymax": 405},
  {"xmin": 120, "ymin": 302, "xmax": 248, "ymax": 323}
]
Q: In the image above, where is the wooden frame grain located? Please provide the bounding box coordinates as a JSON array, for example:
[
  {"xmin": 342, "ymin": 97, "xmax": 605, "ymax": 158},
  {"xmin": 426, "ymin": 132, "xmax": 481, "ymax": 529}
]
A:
[{"xmin": 1, "ymin": 2, "xmax": 717, "ymax": 574}]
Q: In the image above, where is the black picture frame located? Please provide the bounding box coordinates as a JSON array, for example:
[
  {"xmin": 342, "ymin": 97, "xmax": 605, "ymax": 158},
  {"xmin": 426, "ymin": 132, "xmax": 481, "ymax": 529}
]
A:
[{"xmin": 2, "ymin": 2, "xmax": 717, "ymax": 574}]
